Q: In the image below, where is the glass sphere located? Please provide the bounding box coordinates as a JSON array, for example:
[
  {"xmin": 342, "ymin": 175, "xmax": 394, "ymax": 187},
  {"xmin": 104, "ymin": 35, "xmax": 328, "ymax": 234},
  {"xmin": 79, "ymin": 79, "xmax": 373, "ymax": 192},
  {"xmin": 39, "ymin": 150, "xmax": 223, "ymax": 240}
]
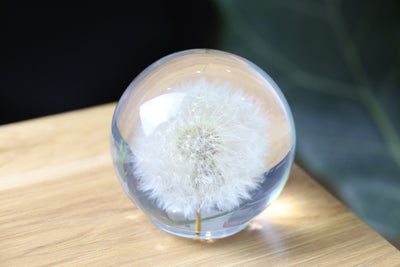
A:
[{"xmin": 111, "ymin": 49, "xmax": 295, "ymax": 239}]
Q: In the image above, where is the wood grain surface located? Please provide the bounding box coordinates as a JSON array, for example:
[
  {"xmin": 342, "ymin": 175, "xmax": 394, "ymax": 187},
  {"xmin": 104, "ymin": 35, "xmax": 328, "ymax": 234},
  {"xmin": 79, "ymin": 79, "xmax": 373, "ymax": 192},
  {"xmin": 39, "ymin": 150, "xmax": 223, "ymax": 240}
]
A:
[{"xmin": 0, "ymin": 103, "xmax": 399, "ymax": 266}]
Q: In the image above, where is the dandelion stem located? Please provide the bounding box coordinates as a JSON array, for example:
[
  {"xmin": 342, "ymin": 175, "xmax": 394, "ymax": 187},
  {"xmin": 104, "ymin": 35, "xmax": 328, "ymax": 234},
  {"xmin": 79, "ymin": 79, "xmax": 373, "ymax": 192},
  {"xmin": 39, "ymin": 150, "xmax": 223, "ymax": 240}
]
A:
[{"xmin": 195, "ymin": 208, "xmax": 202, "ymax": 237}]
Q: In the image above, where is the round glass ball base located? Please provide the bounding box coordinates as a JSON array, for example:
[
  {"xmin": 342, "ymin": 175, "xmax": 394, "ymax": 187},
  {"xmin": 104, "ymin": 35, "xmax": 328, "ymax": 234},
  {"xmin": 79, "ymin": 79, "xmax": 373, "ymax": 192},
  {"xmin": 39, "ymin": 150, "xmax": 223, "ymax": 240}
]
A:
[
  {"xmin": 151, "ymin": 219, "xmax": 249, "ymax": 239},
  {"xmin": 111, "ymin": 49, "xmax": 296, "ymax": 240}
]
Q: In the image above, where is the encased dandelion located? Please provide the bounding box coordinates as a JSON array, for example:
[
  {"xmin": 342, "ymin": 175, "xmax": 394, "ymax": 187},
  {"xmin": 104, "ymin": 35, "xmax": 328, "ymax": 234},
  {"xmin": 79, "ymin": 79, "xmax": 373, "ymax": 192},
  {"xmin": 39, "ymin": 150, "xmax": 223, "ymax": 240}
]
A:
[
  {"xmin": 111, "ymin": 49, "xmax": 295, "ymax": 239},
  {"xmin": 132, "ymin": 79, "xmax": 270, "ymax": 224}
]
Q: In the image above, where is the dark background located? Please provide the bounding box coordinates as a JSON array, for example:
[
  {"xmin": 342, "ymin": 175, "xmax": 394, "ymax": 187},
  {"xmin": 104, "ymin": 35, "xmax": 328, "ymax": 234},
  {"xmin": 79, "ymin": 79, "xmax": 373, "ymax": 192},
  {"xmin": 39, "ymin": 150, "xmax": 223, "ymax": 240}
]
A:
[{"xmin": 0, "ymin": 0, "xmax": 218, "ymax": 124}]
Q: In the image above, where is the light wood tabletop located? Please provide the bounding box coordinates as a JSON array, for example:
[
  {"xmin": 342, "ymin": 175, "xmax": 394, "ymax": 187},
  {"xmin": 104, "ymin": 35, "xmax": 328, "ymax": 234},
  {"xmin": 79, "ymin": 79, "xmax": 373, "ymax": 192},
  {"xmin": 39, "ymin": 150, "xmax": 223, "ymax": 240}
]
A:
[{"xmin": 1, "ymin": 103, "xmax": 399, "ymax": 266}]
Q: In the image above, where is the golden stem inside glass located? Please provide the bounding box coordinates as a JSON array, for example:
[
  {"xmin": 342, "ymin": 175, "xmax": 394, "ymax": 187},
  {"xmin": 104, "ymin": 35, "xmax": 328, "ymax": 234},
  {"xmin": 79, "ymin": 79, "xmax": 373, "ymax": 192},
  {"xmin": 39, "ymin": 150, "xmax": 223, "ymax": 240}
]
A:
[{"xmin": 195, "ymin": 209, "xmax": 201, "ymax": 237}]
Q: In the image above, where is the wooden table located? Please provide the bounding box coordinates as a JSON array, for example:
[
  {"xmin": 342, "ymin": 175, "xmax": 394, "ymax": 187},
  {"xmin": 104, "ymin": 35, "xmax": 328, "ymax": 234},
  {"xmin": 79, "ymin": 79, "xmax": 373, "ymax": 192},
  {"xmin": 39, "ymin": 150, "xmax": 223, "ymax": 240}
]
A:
[{"xmin": 1, "ymin": 103, "xmax": 399, "ymax": 266}]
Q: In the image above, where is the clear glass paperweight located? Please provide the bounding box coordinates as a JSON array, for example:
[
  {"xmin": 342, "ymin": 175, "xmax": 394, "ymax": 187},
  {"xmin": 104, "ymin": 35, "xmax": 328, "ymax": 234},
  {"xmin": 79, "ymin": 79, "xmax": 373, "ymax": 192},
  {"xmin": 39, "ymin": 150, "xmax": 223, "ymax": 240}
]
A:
[{"xmin": 111, "ymin": 49, "xmax": 295, "ymax": 239}]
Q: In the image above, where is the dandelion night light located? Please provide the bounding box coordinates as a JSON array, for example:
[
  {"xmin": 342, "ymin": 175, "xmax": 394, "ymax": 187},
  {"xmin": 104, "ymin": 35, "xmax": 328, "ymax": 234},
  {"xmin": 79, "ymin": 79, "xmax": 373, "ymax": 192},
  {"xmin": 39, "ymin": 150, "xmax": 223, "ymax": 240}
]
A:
[{"xmin": 111, "ymin": 49, "xmax": 295, "ymax": 239}]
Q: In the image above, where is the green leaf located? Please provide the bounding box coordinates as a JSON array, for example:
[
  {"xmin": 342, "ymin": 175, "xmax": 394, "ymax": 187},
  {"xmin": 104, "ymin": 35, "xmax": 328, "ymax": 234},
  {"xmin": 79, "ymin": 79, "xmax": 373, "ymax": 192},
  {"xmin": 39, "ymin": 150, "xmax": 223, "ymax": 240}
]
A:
[{"xmin": 215, "ymin": 0, "xmax": 400, "ymax": 246}]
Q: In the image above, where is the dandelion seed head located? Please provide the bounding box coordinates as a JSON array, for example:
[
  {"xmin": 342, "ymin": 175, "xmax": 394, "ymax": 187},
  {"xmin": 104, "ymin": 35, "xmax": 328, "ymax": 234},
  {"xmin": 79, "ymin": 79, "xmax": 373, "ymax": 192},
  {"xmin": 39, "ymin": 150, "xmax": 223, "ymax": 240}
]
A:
[
  {"xmin": 132, "ymin": 79, "xmax": 270, "ymax": 218},
  {"xmin": 177, "ymin": 126, "xmax": 220, "ymax": 160}
]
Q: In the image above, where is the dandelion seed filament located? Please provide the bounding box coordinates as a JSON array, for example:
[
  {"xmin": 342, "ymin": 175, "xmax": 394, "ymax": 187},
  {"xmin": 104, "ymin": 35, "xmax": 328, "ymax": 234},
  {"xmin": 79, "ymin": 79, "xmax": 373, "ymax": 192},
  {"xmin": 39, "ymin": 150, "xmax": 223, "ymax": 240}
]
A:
[{"xmin": 133, "ymin": 79, "xmax": 270, "ymax": 218}]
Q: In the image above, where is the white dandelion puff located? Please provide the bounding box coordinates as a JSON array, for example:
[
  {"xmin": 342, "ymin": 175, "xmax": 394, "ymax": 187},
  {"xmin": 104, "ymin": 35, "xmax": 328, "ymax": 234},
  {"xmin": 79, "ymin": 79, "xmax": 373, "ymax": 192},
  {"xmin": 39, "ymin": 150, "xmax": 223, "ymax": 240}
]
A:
[{"xmin": 132, "ymin": 79, "xmax": 270, "ymax": 219}]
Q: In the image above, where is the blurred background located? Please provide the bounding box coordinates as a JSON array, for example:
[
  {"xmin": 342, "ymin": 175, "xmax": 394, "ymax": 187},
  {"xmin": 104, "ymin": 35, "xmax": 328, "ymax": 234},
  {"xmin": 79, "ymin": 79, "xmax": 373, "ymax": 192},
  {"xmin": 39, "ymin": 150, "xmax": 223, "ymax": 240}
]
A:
[{"xmin": 1, "ymin": 0, "xmax": 399, "ymax": 247}]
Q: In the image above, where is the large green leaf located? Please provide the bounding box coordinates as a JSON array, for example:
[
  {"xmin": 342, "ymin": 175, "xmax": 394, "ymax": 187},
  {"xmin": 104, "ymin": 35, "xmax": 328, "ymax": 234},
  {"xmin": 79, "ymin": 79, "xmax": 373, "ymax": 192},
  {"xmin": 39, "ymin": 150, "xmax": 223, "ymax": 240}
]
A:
[{"xmin": 215, "ymin": 0, "xmax": 400, "ymax": 246}]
